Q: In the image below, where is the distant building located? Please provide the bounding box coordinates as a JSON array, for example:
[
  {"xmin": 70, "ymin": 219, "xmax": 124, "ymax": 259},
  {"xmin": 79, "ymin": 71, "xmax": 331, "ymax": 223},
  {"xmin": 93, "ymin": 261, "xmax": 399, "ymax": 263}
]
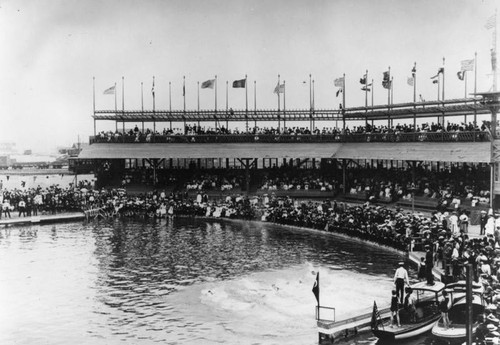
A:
[{"xmin": 0, "ymin": 142, "xmax": 16, "ymax": 155}]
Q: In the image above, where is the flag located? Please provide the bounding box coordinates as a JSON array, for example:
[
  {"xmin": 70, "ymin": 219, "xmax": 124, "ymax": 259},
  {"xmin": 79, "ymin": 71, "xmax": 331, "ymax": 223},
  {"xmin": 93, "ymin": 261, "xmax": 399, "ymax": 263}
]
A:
[
  {"xmin": 461, "ymin": 59, "xmax": 474, "ymax": 71},
  {"xmin": 457, "ymin": 71, "xmax": 465, "ymax": 81},
  {"xmin": 103, "ymin": 85, "xmax": 115, "ymax": 95},
  {"xmin": 407, "ymin": 77, "xmax": 414, "ymax": 86},
  {"xmin": 232, "ymin": 79, "xmax": 246, "ymax": 88},
  {"xmin": 432, "ymin": 79, "xmax": 438, "ymax": 84},
  {"xmin": 359, "ymin": 75, "xmax": 367, "ymax": 85},
  {"xmin": 431, "ymin": 68, "xmax": 444, "ymax": 79},
  {"xmin": 274, "ymin": 83, "xmax": 285, "ymax": 94},
  {"xmin": 151, "ymin": 79, "xmax": 155, "ymax": 97},
  {"xmin": 382, "ymin": 71, "xmax": 391, "ymax": 89},
  {"xmin": 336, "ymin": 88, "xmax": 342, "ymax": 97},
  {"xmin": 371, "ymin": 301, "xmax": 381, "ymax": 330},
  {"xmin": 201, "ymin": 79, "xmax": 216, "ymax": 89},
  {"xmin": 334, "ymin": 77, "xmax": 344, "ymax": 87},
  {"xmin": 411, "ymin": 65, "xmax": 417, "ymax": 76},
  {"xmin": 485, "ymin": 14, "xmax": 496, "ymax": 30},
  {"xmin": 312, "ymin": 272, "xmax": 319, "ymax": 304}
]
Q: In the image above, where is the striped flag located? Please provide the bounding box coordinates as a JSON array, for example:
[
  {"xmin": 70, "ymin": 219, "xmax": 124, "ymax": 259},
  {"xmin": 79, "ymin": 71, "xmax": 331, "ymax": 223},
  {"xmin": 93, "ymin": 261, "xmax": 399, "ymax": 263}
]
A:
[
  {"xmin": 334, "ymin": 77, "xmax": 344, "ymax": 87},
  {"xmin": 201, "ymin": 79, "xmax": 216, "ymax": 89},
  {"xmin": 485, "ymin": 14, "xmax": 496, "ymax": 30},
  {"xmin": 273, "ymin": 83, "xmax": 285, "ymax": 94},
  {"xmin": 103, "ymin": 85, "xmax": 115, "ymax": 95},
  {"xmin": 407, "ymin": 77, "xmax": 414, "ymax": 87},
  {"xmin": 461, "ymin": 59, "xmax": 474, "ymax": 71},
  {"xmin": 371, "ymin": 301, "xmax": 381, "ymax": 330}
]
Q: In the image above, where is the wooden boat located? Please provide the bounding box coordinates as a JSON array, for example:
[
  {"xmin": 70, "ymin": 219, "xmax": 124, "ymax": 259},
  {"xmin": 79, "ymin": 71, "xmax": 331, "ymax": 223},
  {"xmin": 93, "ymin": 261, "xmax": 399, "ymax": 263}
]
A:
[
  {"xmin": 431, "ymin": 282, "xmax": 485, "ymax": 341},
  {"xmin": 371, "ymin": 281, "xmax": 445, "ymax": 341}
]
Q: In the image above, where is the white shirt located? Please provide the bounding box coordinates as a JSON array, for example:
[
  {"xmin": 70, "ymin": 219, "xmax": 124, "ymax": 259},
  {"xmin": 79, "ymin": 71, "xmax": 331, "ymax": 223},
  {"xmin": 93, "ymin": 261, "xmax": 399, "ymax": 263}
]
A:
[{"xmin": 394, "ymin": 267, "xmax": 409, "ymax": 284}]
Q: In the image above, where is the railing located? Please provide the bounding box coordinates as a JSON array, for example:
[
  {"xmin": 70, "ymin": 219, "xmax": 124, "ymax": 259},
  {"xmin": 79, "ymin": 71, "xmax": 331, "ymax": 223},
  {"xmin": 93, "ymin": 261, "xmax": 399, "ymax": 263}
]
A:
[
  {"xmin": 316, "ymin": 305, "xmax": 336, "ymax": 322},
  {"xmin": 89, "ymin": 131, "xmax": 490, "ymax": 144}
]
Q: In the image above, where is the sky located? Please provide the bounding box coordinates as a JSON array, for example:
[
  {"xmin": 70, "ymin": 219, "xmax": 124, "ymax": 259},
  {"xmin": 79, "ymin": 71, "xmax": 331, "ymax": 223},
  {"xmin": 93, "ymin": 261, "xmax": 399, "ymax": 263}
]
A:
[{"xmin": 0, "ymin": 0, "xmax": 497, "ymax": 153}]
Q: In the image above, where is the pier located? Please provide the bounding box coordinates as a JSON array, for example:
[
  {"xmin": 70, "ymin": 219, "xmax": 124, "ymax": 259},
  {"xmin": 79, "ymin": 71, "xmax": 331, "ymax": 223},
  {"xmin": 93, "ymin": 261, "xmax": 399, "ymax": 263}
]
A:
[{"xmin": 0, "ymin": 212, "xmax": 85, "ymax": 227}]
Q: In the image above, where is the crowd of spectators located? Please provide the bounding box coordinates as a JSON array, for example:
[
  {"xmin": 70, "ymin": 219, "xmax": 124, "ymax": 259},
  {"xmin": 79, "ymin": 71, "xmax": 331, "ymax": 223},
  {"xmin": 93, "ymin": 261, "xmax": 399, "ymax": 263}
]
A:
[
  {"xmin": 184, "ymin": 173, "xmax": 243, "ymax": 191},
  {"xmin": 259, "ymin": 170, "xmax": 338, "ymax": 191},
  {"xmin": 3, "ymin": 179, "xmax": 500, "ymax": 290},
  {"xmin": 92, "ymin": 121, "xmax": 489, "ymax": 144},
  {"xmin": 0, "ymin": 180, "xmax": 94, "ymax": 218},
  {"xmin": 344, "ymin": 164, "xmax": 490, "ymax": 206}
]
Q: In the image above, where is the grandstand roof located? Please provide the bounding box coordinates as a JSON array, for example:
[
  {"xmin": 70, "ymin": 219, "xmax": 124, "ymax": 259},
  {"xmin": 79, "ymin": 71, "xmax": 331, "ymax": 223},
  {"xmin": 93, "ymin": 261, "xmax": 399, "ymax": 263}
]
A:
[
  {"xmin": 77, "ymin": 142, "xmax": 491, "ymax": 163},
  {"xmin": 92, "ymin": 98, "xmax": 495, "ymax": 122}
]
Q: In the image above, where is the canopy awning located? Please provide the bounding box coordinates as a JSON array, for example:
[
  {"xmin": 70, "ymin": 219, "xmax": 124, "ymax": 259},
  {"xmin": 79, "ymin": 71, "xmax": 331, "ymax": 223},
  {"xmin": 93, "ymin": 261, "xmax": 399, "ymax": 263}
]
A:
[{"xmin": 76, "ymin": 142, "xmax": 491, "ymax": 163}]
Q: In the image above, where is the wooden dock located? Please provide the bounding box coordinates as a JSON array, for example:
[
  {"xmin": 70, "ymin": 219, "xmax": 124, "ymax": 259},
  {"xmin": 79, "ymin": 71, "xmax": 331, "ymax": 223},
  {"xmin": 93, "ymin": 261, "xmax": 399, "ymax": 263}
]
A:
[{"xmin": 0, "ymin": 213, "xmax": 85, "ymax": 227}]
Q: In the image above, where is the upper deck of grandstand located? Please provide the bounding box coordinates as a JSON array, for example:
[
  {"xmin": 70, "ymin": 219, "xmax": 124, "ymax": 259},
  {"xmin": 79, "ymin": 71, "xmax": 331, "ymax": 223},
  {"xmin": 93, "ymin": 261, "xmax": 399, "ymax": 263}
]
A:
[{"xmin": 92, "ymin": 97, "xmax": 494, "ymax": 122}]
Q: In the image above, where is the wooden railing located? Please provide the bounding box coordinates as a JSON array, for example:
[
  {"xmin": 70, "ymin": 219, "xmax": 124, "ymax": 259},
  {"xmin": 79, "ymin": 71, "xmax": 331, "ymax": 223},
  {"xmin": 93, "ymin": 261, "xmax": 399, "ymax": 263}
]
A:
[{"xmin": 89, "ymin": 131, "xmax": 490, "ymax": 144}]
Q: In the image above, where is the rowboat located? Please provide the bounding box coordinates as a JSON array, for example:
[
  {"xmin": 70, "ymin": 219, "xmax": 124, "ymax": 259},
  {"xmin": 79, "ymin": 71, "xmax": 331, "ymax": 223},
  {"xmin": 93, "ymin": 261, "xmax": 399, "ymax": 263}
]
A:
[{"xmin": 372, "ymin": 281, "xmax": 445, "ymax": 341}]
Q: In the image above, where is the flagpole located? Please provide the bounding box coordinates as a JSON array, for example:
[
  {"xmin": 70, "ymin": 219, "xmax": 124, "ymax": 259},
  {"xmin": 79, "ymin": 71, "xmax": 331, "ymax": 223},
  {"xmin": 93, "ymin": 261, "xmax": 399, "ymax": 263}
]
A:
[
  {"xmin": 226, "ymin": 81, "xmax": 228, "ymax": 112},
  {"xmin": 464, "ymin": 71, "xmax": 468, "ymax": 123},
  {"xmin": 365, "ymin": 69, "xmax": 368, "ymax": 127},
  {"xmin": 254, "ymin": 80, "xmax": 257, "ymax": 115},
  {"xmin": 413, "ymin": 63, "xmax": 417, "ymax": 130},
  {"xmin": 283, "ymin": 80, "xmax": 286, "ymax": 131},
  {"xmin": 92, "ymin": 77, "xmax": 96, "ymax": 136},
  {"xmin": 152, "ymin": 76, "xmax": 155, "ymax": 136},
  {"xmin": 245, "ymin": 74, "xmax": 248, "ymax": 113},
  {"xmin": 437, "ymin": 74, "xmax": 440, "ymax": 102},
  {"xmin": 215, "ymin": 75, "xmax": 218, "ymax": 113},
  {"xmin": 317, "ymin": 272, "xmax": 320, "ymax": 315},
  {"xmin": 390, "ymin": 77, "xmax": 394, "ymax": 105},
  {"xmin": 312, "ymin": 79, "xmax": 315, "ymax": 109},
  {"xmin": 413, "ymin": 62, "xmax": 417, "ymax": 104},
  {"xmin": 390, "ymin": 76, "xmax": 394, "ymax": 127},
  {"xmin": 141, "ymin": 82, "xmax": 144, "ymax": 132},
  {"xmin": 342, "ymin": 73, "xmax": 346, "ymax": 131},
  {"xmin": 365, "ymin": 70, "xmax": 368, "ymax": 108},
  {"xmin": 169, "ymin": 81, "xmax": 172, "ymax": 113},
  {"xmin": 442, "ymin": 57, "xmax": 446, "ymax": 101},
  {"xmin": 371, "ymin": 78, "xmax": 374, "ymax": 110},
  {"xmin": 277, "ymin": 74, "xmax": 281, "ymax": 132},
  {"xmin": 387, "ymin": 66, "xmax": 391, "ymax": 108},
  {"xmin": 114, "ymin": 82, "xmax": 117, "ymax": 117},
  {"xmin": 122, "ymin": 76, "xmax": 125, "ymax": 113},
  {"xmin": 197, "ymin": 81, "xmax": 200, "ymax": 114},
  {"xmin": 183, "ymin": 76, "xmax": 186, "ymax": 112},
  {"xmin": 309, "ymin": 74, "xmax": 312, "ymax": 111},
  {"xmin": 474, "ymin": 51, "xmax": 478, "ymax": 125},
  {"xmin": 494, "ymin": 9, "xmax": 498, "ymax": 92},
  {"xmin": 152, "ymin": 76, "xmax": 155, "ymax": 112},
  {"xmin": 120, "ymin": 80, "xmax": 124, "ymax": 142}
]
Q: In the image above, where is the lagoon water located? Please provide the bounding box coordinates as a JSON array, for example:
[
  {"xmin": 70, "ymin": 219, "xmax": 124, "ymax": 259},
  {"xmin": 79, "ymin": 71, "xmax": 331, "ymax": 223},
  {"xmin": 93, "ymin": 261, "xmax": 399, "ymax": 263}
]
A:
[{"xmin": 0, "ymin": 217, "xmax": 419, "ymax": 345}]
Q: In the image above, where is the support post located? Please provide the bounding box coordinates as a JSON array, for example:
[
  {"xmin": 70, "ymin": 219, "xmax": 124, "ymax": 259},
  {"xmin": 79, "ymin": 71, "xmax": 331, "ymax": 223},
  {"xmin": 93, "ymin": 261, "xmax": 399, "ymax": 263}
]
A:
[{"xmin": 465, "ymin": 264, "xmax": 473, "ymax": 345}]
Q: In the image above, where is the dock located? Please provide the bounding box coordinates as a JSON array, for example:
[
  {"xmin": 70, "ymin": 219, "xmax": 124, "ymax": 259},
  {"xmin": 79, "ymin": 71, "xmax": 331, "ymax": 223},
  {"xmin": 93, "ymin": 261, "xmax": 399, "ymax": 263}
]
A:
[
  {"xmin": 0, "ymin": 212, "xmax": 85, "ymax": 227},
  {"xmin": 317, "ymin": 224, "xmax": 483, "ymax": 343}
]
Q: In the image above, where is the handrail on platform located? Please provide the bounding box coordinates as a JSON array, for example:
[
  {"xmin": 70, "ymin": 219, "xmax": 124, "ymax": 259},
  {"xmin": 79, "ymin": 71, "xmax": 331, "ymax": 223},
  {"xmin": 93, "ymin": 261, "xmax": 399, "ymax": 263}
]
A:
[
  {"xmin": 88, "ymin": 131, "xmax": 490, "ymax": 145},
  {"xmin": 316, "ymin": 305, "xmax": 336, "ymax": 322}
]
